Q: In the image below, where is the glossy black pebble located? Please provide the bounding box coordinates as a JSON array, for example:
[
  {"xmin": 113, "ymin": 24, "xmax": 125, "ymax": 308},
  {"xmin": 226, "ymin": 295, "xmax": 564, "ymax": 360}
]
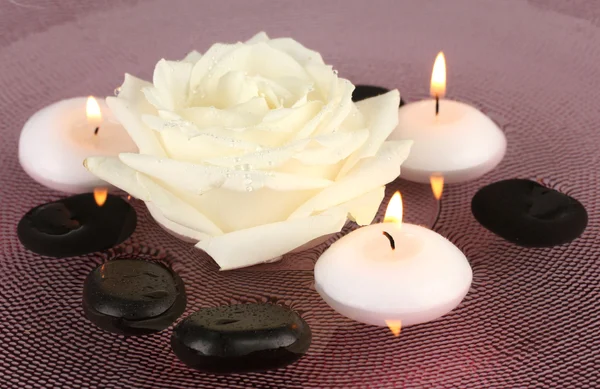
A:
[
  {"xmin": 171, "ymin": 304, "xmax": 312, "ymax": 373},
  {"xmin": 352, "ymin": 84, "xmax": 405, "ymax": 106},
  {"xmin": 17, "ymin": 193, "xmax": 136, "ymax": 258},
  {"xmin": 472, "ymin": 179, "xmax": 587, "ymax": 247},
  {"xmin": 83, "ymin": 259, "xmax": 186, "ymax": 335}
]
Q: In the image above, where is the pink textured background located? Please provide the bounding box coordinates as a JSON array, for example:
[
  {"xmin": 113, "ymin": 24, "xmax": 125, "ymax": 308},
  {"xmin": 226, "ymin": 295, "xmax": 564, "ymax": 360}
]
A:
[{"xmin": 0, "ymin": 0, "xmax": 599, "ymax": 388}]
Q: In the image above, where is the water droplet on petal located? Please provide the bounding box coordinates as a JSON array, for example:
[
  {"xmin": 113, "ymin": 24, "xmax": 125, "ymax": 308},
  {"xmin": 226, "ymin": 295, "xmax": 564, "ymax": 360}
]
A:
[
  {"xmin": 114, "ymin": 86, "xmax": 122, "ymax": 96},
  {"xmin": 333, "ymin": 69, "xmax": 338, "ymax": 75},
  {"xmin": 245, "ymin": 186, "xmax": 254, "ymax": 192}
]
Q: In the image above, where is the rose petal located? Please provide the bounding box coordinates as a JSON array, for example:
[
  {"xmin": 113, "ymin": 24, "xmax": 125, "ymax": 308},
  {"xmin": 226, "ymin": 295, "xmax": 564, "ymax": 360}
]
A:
[
  {"xmin": 337, "ymin": 186, "xmax": 385, "ymax": 225},
  {"xmin": 271, "ymin": 76, "xmax": 315, "ymax": 107},
  {"xmin": 146, "ymin": 203, "xmax": 209, "ymax": 242},
  {"xmin": 182, "ymin": 50, "xmax": 202, "ymax": 63},
  {"xmin": 206, "ymin": 139, "xmax": 310, "ymax": 169},
  {"xmin": 151, "ymin": 59, "xmax": 193, "ymax": 111},
  {"xmin": 136, "ymin": 173, "xmax": 223, "ymax": 236},
  {"xmin": 201, "ymin": 43, "xmax": 310, "ymax": 97},
  {"xmin": 245, "ymin": 31, "xmax": 270, "ymax": 44},
  {"xmin": 256, "ymin": 100, "xmax": 322, "ymax": 133},
  {"xmin": 158, "ymin": 127, "xmax": 262, "ymax": 162},
  {"xmin": 276, "ymin": 158, "xmax": 343, "ymax": 182},
  {"xmin": 171, "ymin": 186, "xmax": 320, "ymax": 233},
  {"xmin": 84, "ymin": 156, "xmax": 222, "ymax": 236},
  {"xmin": 144, "ymin": 111, "xmax": 303, "ymax": 163},
  {"xmin": 230, "ymin": 97, "xmax": 271, "ymax": 116},
  {"xmin": 106, "ymin": 96, "xmax": 166, "ymax": 157},
  {"xmin": 250, "ymin": 75, "xmax": 314, "ymax": 108},
  {"xmin": 213, "ymin": 70, "xmax": 260, "ymax": 107},
  {"xmin": 340, "ymin": 103, "xmax": 368, "ymax": 133},
  {"xmin": 313, "ymin": 79, "xmax": 354, "ymax": 136},
  {"xmin": 180, "ymin": 105, "xmax": 263, "ymax": 129},
  {"xmin": 291, "ymin": 108, "xmax": 327, "ymax": 140},
  {"xmin": 337, "ymin": 90, "xmax": 401, "ymax": 178},
  {"xmin": 176, "ymin": 101, "xmax": 323, "ymax": 150},
  {"xmin": 118, "ymin": 74, "xmax": 153, "ymax": 105},
  {"xmin": 141, "ymin": 87, "xmax": 164, "ymax": 111},
  {"xmin": 154, "ymin": 98, "xmax": 269, "ymax": 130},
  {"xmin": 118, "ymin": 153, "xmax": 334, "ymax": 193},
  {"xmin": 142, "ymin": 114, "xmax": 199, "ymax": 137},
  {"xmin": 354, "ymin": 90, "xmax": 401, "ymax": 156},
  {"xmin": 196, "ymin": 208, "xmax": 347, "ymax": 270},
  {"xmin": 84, "ymin": 156, "xmax": 148, "ymax": 200},
  {"xmin": 304, "ymin": 63, "xmax": 336, "ymax": 101},
  {"xmin": 267, "ymin": 37, "xmax": 325, "ymax": 66},
  {"xmin": 293, "ymin": 128, "xmax": 369, "ymax": 165},
  {"xmin": 245, "ymin": 42, "xmax": 312, "ymax": 80},
  {"xmin": 290, "ymin": 73, "xmax": 348, "ymax": 142},
  {"xmin": 289, "ymin": 140, "xmax": 412, "ymax": 219},
  {"xmin": 189, "ymin": 42, "xmax": 244, "ymax": 94}
]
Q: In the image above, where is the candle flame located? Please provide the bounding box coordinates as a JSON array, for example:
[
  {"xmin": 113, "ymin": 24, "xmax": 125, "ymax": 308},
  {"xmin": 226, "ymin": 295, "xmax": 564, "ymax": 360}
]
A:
[
  {"xmin": 94, "ymin": 187, "xmax": 108, "ymax": 207},
  {"xmin": 384, "ymin": 192, "xmax": 403, "ymax": 226},
  {"xmin": 430, "ymin": 173, "xmax": 444, "ymax": 200},
  {"xmin": 385, "ymin": 320, "xmax": 402, "ymax": 337},
  {"xmin": 87, "ymin": 96, "xmax": 102, "ymax": 134},
  {"xmin": 430, "ymin": 52, "xmax": 446, "ymax": 98},
  {"xmin": 86, "ymin": 96, "xmax": 102, "ymax": 121}
]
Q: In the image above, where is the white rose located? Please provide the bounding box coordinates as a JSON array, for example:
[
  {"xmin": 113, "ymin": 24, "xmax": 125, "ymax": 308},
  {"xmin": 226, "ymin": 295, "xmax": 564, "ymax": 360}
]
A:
[{"xmin": 85, "ymin": 32, "xmax": 411, "ymax": 270}]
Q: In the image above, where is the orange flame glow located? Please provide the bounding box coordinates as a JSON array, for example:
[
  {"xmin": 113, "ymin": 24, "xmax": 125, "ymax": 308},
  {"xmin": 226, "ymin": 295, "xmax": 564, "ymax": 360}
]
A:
[
  {"xmin": 430, "ymin": 52, "xmax": 446, "ymax": 98},
  {"xmin": 86, "ymin": 96, "xmax": 102, "ymax": 129},
  {"xmin": 94, "ymin": 187, "xmax": 108, "ymax": 206},
  {"xmin": 383, "ymin": 192, "xmax": 403, "ymax": 226},
  {"xmin": 430, "ymin": 174, "xmax": 444, "ymax": 200},
  {"xmin": 385, "ymin": 320, "xmax": 402, "ymax": 337}
]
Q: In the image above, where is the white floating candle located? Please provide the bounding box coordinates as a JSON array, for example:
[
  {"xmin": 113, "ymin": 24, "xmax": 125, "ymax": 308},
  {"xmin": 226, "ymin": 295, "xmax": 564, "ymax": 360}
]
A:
[
  {"xmin": 314, "ymin": 192, "xmax": 472, "ymax": 329},
  {"xmin": 389, "ymin": 52, "xmax": 506, "ymax": 183},
  {"xmin": 19, "ymin": 97, "xmax": 137, "ymax": 193}
]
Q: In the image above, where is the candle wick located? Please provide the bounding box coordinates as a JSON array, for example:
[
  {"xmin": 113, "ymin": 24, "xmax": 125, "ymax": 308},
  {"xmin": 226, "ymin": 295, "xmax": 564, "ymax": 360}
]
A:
[
  {"xmin": 94, "ymin": 126, "xmax": 100, "ymax": 135},
  {"xmin": 382, "ymin": 231, "xmax": 396, "ymax": 250},
  {"xmin": 435, "ymin": 95, "xmax": 440, "ymax": 116}
]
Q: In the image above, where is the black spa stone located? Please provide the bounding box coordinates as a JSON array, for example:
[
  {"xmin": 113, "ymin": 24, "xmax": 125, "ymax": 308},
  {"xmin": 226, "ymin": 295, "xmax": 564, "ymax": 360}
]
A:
[
  {"xmin": 171, "ymin": 304, "xmax": 312, "ymax": 373},
  {"xmin": 83, "ymin": 259, "xmax": 186, "ymax": 335},
  {"xmin": 17, "ymin": 193, "xmax": 136, "ymax": 258},
  {"xmin": 471, "ymin": 179, "xmax": 587, "ymax": 247},
  {"xmin": 352, "ymin": 84, "xmax": 405, "ymax": 106}
]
